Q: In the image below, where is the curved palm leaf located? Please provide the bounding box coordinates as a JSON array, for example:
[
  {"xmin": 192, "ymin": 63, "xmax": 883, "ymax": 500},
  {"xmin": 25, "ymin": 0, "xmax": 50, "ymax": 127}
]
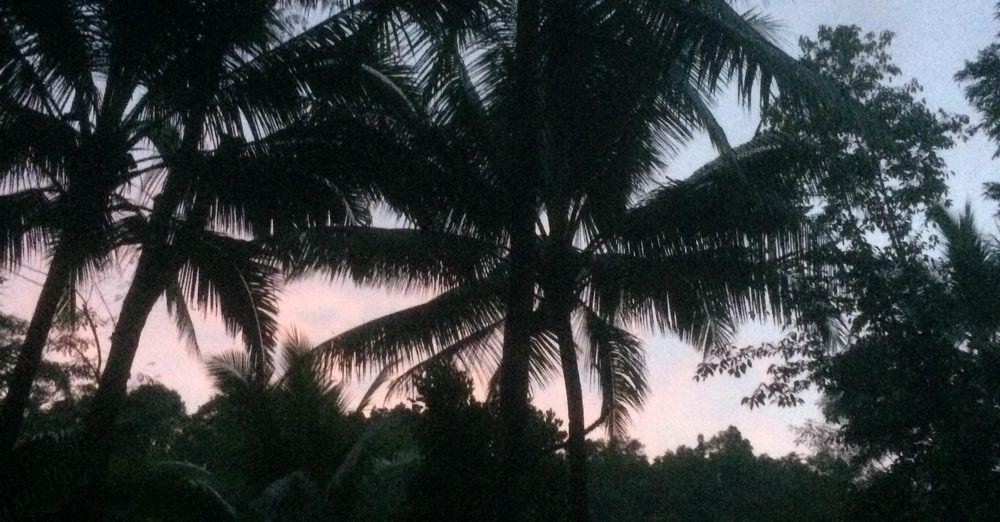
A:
[
  {"xmin": 275, "ymin": 329, "xmax": 348, "ymax": 412},
  {"xmin": 580, "ymin": 307, "xmax": 647, "ymax": 439},
  {"xmin": 206, "ymin": 349, "xmax": 273, "ymax": 397},
  {"xmin": 316, "ymin": 270, "xmax": 506, "ymax": 377},
  {"xmin": 635, "ymin": 0, "xmax": 845, "ymax": 109},
  {"xmin": 380, "ymin": 319, "xmax": 504, "ymax": 401},
  {"xmin": 287, "ymin": 226, "xmax": 504, "ymax": 291},
  {"xmin": 0, "ymin": 105, "xmax": 77, "ymax": 188},
  {"xmin": 607, "ymin": 132, "xmax": 812, "ymax": 257},
  {"xmin": 164, "ymin": 279, "xmax": 201, "ymax": 356},
  {"xmin": 176, "ymin": 232, "xmax": 281, "ymax": 364},
  {"xmin": 0, "ymin": 0, "xmax": 96, "ymax": 110},
  {"xmin": 587, "ymin": 242, "xmax": 790, "ymax": 351},
  {"xmin": 0, "ymin": 190, "xmax": 54, "ymax": 269}
]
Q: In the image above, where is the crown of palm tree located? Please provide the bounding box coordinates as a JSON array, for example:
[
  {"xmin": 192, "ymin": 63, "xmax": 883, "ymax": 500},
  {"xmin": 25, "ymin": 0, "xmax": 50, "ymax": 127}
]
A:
[
  {"xmin": 0, "ymin": 0, "xmax": 421, "ymax": 356},
  {"xmin": 0, "ymin": 0, "xmax": 422, "ymax": 459},
  {"xmin": 271, "ymin": 0, "xmax": 844, "ymax": 446},
  {"xmin": 302, "ymin": 129, "xmax": 815, "ymax": 438},
  {"xmin": 208, "ymin": 329, "xmax": 347, "ymax": 410}
]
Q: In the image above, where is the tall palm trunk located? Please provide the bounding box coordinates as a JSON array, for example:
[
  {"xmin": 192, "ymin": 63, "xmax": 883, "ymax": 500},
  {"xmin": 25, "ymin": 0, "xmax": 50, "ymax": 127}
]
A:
[
  {"xmin": 0, "ymin": 242, "xmax": 75, "ymax": 460},
  {"xmin": 0, "ymin": 103, "xmax": 128, "ymax": 459},
  {"xmin": 78, "ymin": 158, "xmax": 190, "ymax": 485},
  {"xmin": 498, "ymin": 216, "xmax": 537, "ymax": 516},
  {"xmin": 497, "ymin": 0, "xmax": 542, "ymax": 518},
  {"xmin": 556, "ymin": 314, "xmax": 589, "ymax": 521},
  {"xmin": 78, "ymin": 249, "xmax": 174, "ymax": 477}
]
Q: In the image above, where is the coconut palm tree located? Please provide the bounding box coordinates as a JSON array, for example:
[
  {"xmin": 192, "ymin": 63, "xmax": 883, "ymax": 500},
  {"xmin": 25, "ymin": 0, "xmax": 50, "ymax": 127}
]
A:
[
  {"xmin": 0, "ymin": 0, "xmax": 214, "ymax": 455},
  {"xmin": 189, "ymin": 330, "xmax": 352, "ymax": 506},
  {"xmin": 279, "ymin": 1, "xmax": 842, "ymax": 516},
  {"xmin": 0, "ymin": 0, "xmax": 421, "ymax": 460},
  {"xmin": 314, "ymin": 3, "xmax": 845, "ymax": 516},
  {"xmin": 298, "ymin": 129, "xmax": 813, "ymax": 518},
  {"xmin": 71, "ymin": 1, "xmax": 417, "ymax": 485}
]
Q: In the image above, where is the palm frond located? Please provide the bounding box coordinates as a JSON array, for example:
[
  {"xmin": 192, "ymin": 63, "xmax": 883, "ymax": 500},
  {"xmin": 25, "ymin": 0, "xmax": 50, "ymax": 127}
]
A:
[
  {"xmin": 164, "ymin": 278, "xmax": 201, "ymax": 356},
  {"xmin": 316, "ymin": 270, "xmax": 506, "ymax": 378},
  {"xmin": 636, "ymin": 0, "xmax": 845, "ymax": 110},
  {"xmin": 197, "ymin": 128, "xmax": 373, "ymax": 237},
  {"xmin": 581, "ymin": 307, "xmax": 647, "ymax": 440},
  {"xmin": 206, "ymin": 349, "xmax": 273, "ymax": 395},
  {"xmin": 285, "ymin": 226, "xmax": 504, "ymax": 292},
  {"xmin": 133, "ymin": 0, "xmax": 293, "ymax": 139},
  {"xmin": 381, "ymin": 319, "xmax": 503, "ymax": 401},
  {"xmin": 0, "ymin": 0, "xmax": 97, "ymax": 111},
  {"xmin": 609, "ymin": 132, "xmax": 812, "ymax": 257},
  {"xmin": 276, "ymin": 329, "xmax": 348, "ymax": 414},
  {"xmin": 176, "ymin": 232, "xmax": 281, "ymax": 365},
  {"xmin": 0, "ymin": 104, "xmax": 78, "ymax": 189},
  {"xmin": 0, "ymin": 189, "xmax": 53, "ymax": 268},
  {"xmin": 587, "ymin": 243, "xmax": 790, "ymax": 351}
]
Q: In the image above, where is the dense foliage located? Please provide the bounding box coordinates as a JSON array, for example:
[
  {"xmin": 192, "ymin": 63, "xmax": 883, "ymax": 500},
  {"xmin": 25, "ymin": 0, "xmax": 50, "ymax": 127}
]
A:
[
  {"xmin": 0, "ymin": 339, "xmax": 856, "ymax": 520},
  {"xmin": 3, "ymin": 0, "xmax": 1000, "ymax": 519},
  {"xmin": 702, "ymin": 24, "xmax": 1000, "ymax": 521}
]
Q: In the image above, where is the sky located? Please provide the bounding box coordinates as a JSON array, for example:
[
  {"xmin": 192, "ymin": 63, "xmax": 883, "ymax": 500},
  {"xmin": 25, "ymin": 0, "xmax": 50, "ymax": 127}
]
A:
[{"xmin": 2, "ymin": 0, "xmax": 999, "ymax": 459}]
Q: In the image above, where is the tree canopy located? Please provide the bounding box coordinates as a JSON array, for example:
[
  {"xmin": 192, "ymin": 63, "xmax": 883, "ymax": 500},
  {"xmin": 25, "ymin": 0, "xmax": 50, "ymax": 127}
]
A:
[{"xmin": 2, "ymin": 1, "xmax": 1000, "ymax": 519}]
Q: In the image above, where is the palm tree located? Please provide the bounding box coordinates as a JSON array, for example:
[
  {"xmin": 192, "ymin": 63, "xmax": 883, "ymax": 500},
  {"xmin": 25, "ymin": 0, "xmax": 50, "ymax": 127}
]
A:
[
  {"xmin": 72, "ymin": 0, "xmax": 416, "ymax": 484},
  {"xmin": 0, "ymin": 0, "xmax": 213, "ymax": 455},
  {"xmin": 280, "ymin": 1, "xmax": 842, "ymax": 516},
  {"xmin": 929, "ymin": 204, "xmax": 1000, "ymax": 354},
  {"xmin": 190, "ymin": 330, "xmax": 351, "ymax": 505},
  {"xmin": 0, "ymin": 0, "xmax": 420, "ymax": 461},
  {"xmin": 301, "ymin": 130, "xmax": 812, "ymax": 518},
  {"xmin": 316, "ymin": 3, "xmax": 845, "ymax": 516}
]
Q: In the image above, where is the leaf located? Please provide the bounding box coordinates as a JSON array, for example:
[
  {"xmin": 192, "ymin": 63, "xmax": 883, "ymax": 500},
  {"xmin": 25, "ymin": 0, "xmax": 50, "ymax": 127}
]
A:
[{"xmin": 164, "ymin": 278, "xmax": 201, "ymax": 356}]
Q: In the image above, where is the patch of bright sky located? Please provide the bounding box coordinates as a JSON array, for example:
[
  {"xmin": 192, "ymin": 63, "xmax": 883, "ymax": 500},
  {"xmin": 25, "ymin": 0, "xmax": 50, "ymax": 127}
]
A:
[{"xmin": 2, "ymin": 0, "xmax": 998, "ymax": 459}]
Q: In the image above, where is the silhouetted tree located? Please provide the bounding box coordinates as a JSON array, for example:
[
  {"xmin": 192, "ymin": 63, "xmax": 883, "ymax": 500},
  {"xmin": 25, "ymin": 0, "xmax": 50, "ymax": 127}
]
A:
[
  {"xmin": 822, "ymin": 206, "xmax": 1000, "ymax": 519},
  {"xmin": 309, "ymin": 130, "xmax": 814, "ymax": 518},
  {"xmin": 2, "ymin": 324, "xmax": 865, "ymax": 520},
  {"xmin": 175, "ymin": 331, "xmax": 354, "ymax": 509},
  {"xmin": 698, "ymin": 25, "xmax": 965, "ymax": 405},
  {"xmin": 648, "ymin": 427, "xmax": 850, "ymax": 521},
  {"xmin": 402, "ymin": 363, "xmax": 566, "ymax": 521},
  {"xmin": 697, "ymin": 24, "xmax": 981, "ymax": 519},
  {"xmin": 582, "ymin": 428, "xmax": 852, "ymax": 521},
  {"xmin": 1, "ymin": 311, "xmax": 92, "ymax": 416},
  {"xmin": 314, "ymin": 3, "xmax": 847, "ymax": 516},
  {"xmin": 116, "ymin": 382, "xmax": 187, "ymax": 462},
  {"xmin": 72, "ymin": 1, "xmax": 415, "ymax": 491},
  {"xmin": 0, "ymin": 371, "xmax": 236, "ymax": 520},
  {"xmin": 587, "ymin": 439, "xmax": 654, "ymax": 521},
  {"xmin": 0, "ymin": 0, "xmax": 195, "ymax": 455},
  {"xmin": 959, "ymin": 4, "xmax": 1000, "ymax": 160}
]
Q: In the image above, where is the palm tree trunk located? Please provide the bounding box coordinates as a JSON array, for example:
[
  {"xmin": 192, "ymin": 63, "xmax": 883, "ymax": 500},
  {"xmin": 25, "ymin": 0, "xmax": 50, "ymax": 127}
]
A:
[
  {"xmin": 78, "ymin": 250, "xmax": 173, "ymax": 482},
  {"xmin": 498, "ymin": 216, "xmax": 536, "ymax": 517},
  {"xmin": 497, "ymin": 1, "xmax": 542, "ymax": 519},
  {"xmin": 556, "ymin": 315, "xmax": 589, "ymax": 521},
  {"xmin": 0, "ymin": 242, "xmax": 75, "ymax": 460},
  {"xmin": 75, "ymin": 146, "xmax": 198, "ymax": 494}
]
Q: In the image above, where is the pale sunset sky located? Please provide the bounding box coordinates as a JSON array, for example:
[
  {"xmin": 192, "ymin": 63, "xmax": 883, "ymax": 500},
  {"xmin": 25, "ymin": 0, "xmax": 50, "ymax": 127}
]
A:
[{"xmin": 2, "ymin": 0, "xmax": 998, "ymax": 458}]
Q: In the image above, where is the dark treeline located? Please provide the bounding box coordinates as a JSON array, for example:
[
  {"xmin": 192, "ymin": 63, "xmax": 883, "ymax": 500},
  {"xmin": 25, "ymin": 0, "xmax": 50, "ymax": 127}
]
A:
[
  {"xmin": 0, "ymin": 306, "xmax": 996, "ymax": 520},
  {"xmin": 2, "ymin": 0, "xmax": 1000, "ymax": 519},
  {"xmin": 1, "ymin": 325, "xmax": 853, "ymax": 520}
]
